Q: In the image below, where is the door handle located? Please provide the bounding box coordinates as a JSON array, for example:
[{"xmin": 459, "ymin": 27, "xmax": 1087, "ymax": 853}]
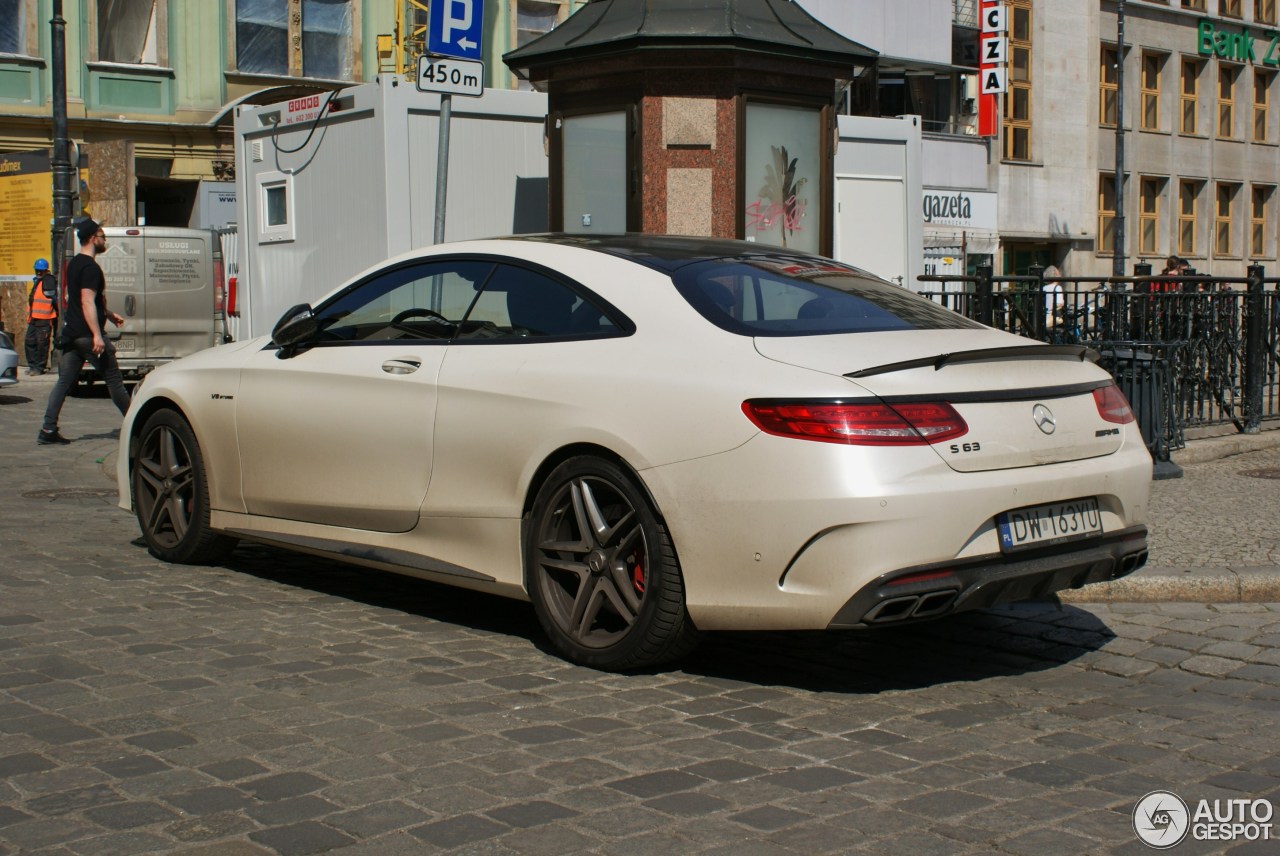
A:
[
  {"xmin": 381, "ymin": 359, "xmax": 421, "ymax": 375},
  {"xmin": 124, "ymin": 295, "xmax": 136, "ymax": 316}
]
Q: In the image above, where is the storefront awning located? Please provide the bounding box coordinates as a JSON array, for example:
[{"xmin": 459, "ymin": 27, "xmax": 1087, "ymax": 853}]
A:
[{"xmin": 924, "ymin": 229, "xmax": 997, "ymax": 255}]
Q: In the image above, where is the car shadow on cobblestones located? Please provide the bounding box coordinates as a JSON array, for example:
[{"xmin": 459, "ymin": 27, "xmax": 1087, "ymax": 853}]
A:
[
  {"xmin": 212, "ymin": 542, "xmax": 1118, "ymax": 690},
  {"xmin": 222, "ymin": 543, "xmax": 541, "ymax": 638},
  {"xmin": 681, "ymin": 605, "xmax": 1116, "ymax": 692},
  {"xmin": 0, "ymin": 393, "xmax": 34, "ymax": 405}
]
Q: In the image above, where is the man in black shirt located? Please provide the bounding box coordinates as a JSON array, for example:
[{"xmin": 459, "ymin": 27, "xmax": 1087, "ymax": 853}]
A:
[{"xmin": 38, "ymin": 218, "xmax": 131, "ymax": 445}]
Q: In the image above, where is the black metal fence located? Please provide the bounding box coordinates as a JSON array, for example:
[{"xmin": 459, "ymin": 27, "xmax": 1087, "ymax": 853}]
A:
[{"xmin": 917, "ymin": 265, "xmax": 1280, "ymax": 470}]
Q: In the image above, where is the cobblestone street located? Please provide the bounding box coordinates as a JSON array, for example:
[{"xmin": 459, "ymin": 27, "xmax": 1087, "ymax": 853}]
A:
[{"xmin": 1, "ymin": 387, "xmax": 1278, "ymax": 855}]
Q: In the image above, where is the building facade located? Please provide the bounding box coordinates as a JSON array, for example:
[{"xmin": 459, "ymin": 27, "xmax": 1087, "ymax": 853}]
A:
[
  {"xmin": 10, "ymin": 1, "xmax": 1270, "ymax": 279},
  {"xmin": 997, "ymin": 0, "xmax": 1280, "ymax": 276},
  {"xmin": 0, "ymin": 0, "xmax": 588, "ymax": 230},
  {"xmin": 803, "ymin": 0, "xmax": 996, "ymax": 279}
]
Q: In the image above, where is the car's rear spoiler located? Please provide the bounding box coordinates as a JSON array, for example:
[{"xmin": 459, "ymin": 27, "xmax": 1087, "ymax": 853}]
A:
[{"xmin": 845, "ymin": 345, "xmax": 1099, "ymax": 379}]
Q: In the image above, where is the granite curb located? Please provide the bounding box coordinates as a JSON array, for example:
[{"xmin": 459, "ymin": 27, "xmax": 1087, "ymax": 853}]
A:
[
  {"xmin": 1060, "ymin": 564, "xmax": 1280, "ymax": 604},
  {"xmin": 11, "ymin": 369, "xmax": 1279, "ymax": 606}
]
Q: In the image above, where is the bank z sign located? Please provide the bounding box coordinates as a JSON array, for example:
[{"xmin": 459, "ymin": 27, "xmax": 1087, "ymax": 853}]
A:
[
  {"xmin": 1197, "ymin": 20, "xmax": 1280, "ymax": 66},
  {"xmin": 429, "ymin": 0, "xmax": 484, "ymax": 61}
]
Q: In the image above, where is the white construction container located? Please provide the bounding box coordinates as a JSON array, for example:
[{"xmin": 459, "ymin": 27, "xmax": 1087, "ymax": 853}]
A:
[{"xmin": 233, "ymin": 76, "xmax": 550, "ymax": 338}]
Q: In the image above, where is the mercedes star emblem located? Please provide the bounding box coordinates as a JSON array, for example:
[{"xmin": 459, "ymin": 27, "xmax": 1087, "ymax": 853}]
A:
[{"xmin": 1032, "ymin": 403, "xmax": 1057, "ymax": 435}]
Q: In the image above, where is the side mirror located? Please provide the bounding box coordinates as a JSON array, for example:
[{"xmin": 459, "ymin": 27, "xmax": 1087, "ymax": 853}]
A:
[{"xmin": 271, "ymin": 303, "xmax": 318, "ymax": 353}]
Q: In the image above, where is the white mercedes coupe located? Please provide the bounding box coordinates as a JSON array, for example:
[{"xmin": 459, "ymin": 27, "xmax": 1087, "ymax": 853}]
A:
[{"xmin": 119, "ymin": 235, "xmax": 1151, "ymax": 670}]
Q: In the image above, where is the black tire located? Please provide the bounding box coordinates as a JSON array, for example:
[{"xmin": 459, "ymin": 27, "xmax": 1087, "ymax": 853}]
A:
[
  {"xmin": 526, "ymin": 456, "xmax": 700, "ymax": 671},
  {"xmin": 132, "ymin": 409, "xmax": 236, "ymax": 564}
]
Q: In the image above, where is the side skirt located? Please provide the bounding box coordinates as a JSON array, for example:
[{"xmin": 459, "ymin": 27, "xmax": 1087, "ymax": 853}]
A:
[{"xmin": 224, "ymin": 528, "xmax": 496, "ymax": 584}]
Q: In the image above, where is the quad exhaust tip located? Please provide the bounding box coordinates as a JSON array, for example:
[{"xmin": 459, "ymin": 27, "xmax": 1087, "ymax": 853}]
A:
[
  {"xmin": 863, "ymin": 588, "xmax": 960, "ymax": 624},
  {"xmin": 860, "ymin": 548, "xmax": 1148, "ymax": 625}
]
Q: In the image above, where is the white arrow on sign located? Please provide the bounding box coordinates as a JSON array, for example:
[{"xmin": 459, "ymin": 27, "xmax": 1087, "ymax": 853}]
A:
[{"xmin": 458, "ymin": 38, "xmax": 477, "ymax": 51}]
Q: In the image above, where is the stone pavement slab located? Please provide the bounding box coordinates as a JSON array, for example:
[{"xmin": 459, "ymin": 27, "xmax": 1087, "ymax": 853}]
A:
[{"xmin": 1, "ymin": 375, "xmax": 1279, "ymax": 855}]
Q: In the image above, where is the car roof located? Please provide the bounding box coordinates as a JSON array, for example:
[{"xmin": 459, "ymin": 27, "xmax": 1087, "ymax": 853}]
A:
[{"xmin": 505, "ymin": 233, "xmax": 831, "ymax": 275}]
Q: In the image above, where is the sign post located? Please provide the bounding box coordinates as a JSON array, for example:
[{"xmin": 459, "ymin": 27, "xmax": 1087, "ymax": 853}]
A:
[{"xmin": 421, "ymin": 0, "xmax": 485, "ymax": 245}]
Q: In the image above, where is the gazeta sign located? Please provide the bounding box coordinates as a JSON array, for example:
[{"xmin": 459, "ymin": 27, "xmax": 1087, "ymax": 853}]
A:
[{"xmin": 1197, "ymin": 20, "xmax": 1280, "ymax": 66}]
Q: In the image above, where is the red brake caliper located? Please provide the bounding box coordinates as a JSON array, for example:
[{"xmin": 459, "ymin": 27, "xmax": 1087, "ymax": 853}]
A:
[{"xmin": 630, "ymin": 548, "xmax": 646, "ymax": 595}]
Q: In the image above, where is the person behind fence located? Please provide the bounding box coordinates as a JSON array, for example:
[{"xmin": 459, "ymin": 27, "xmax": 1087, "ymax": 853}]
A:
[
  {"xmin": 25, "ymin": 258, "xmax": 58, "ymax": 375},
  {"xmin": 37, "ymin": 219, "xmax": 131, "ymax": 446},
  {"xmin": 1158, "ymin": 255, "xmax": 1188, "ymax": 288},
  {"xmin": 1042, "ymin": 264, "xmax": 1065, "ymax": 330}
]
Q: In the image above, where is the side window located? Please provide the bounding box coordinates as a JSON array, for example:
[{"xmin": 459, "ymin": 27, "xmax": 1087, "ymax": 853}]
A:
[
  {"xmin": 314, "ymin": 260, "xmax": 493, "ymax": 343},
  {"xmin": 455, "ymin": 264, "xmax": 621, "ymax": 341}
]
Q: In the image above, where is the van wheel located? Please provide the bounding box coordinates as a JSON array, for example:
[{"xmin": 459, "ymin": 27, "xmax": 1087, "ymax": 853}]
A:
[
  {"xmin": 132, "ymin": 409, "xmax": 236, "ymax": 564},
  {"xmin": 526, "ymin": 456, "xmax": 699, "ymax": 671}
]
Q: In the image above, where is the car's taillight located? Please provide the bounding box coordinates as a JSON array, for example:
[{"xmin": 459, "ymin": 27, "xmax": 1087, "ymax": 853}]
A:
[
  {"xmin": 1093, "ymin": 383, "xmax": 1136, "ymax": 424},
  {"xmin": 742, "ymin": 400, "xmax": 968, "ymax": 445},
  {"xmin": 213, "ymin": 258, "xmax": 225, "ymax": 318}
]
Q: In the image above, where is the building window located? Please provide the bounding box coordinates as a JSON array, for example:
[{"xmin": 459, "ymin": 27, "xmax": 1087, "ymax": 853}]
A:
[
  {"xmin": 1003, "ymin": 0, "xmax": 1033, "ymax": 161},
  {"xmin": 1220, "ymin": 0, "xmax": 1243, "ymax": 16},
  {"xmin": 510, "ymin": 1, "xmax": 573, "ymax": 89},
  {"xmin": 95, "ymin": 0, "xmax": 164, "ymax": 65},
  {"xmin": 1142, "ymin": 53, "xmax": 1164, "ymax": 131},
  {"xmin": 1140, "ymin": 177, "xmax": 1163, "ymax": 256},
  {"xmin": 1251, "ymin": 185, "xmax": 1272, "ymax": 257},
  {"xmin": 1215, "ymin": 182, "xmax": 1238, "ymax": 256},
  {"xmin": 0, "ymin": 0, "xmax": 34, "ymax": 54},
  {"xmin": 1099, "ymin": 174, "xmax": 1117, "ymax": 255},
  {"xmin": 1219, "ymin": 65, "xmax": 1238, "ymax": 138},
  {"xmin": 302, "ymin": 0, "xmax": 354, "ymax": 79},
  {"xmin": 1100, "ymin": 46, "xmax": 1118, "ymax": 128},
  {"xmin": 1181, "ymin": 59, "xmax": 1200, "ymax": 135},
  {"xmin": 1255, "ymin": 70, "xmax": 1272, "ymax": 142},
  {"xmin": 1179, "ymin": 180, "xmax": 1200, "ymax": 256},
  {"xmin": 1182, "ymin": 0, "xmax": 1207, "ymax": 9},
  {"xmin": 1259, "ymin": 0, "xmax": 1278, "ymax": 25},
  {"xmin": 234, "ymin": 0, "xmax": 355, "ymax": 79}
]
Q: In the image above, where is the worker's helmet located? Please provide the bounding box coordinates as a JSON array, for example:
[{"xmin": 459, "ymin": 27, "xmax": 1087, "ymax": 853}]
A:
[{"xmin": 34, "ymin": 258, "xmax": 49, "ymax": 271}]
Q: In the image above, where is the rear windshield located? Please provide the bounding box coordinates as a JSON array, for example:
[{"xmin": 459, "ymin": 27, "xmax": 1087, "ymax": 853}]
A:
[{"xmin": 673, "ymin": 258, "xmax": 981, "ymax": 336}]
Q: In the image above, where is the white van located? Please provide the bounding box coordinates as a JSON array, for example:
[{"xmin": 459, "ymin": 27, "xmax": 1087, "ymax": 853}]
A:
[{"xmin": 67, "ymin": 226, "xmax": 229, "ymax": 380}]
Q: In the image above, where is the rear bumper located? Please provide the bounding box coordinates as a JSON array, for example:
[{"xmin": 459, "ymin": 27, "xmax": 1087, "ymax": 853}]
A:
[{"xmin": 828, "ymin": 525, "xmax": 1149, "ymax": 628}]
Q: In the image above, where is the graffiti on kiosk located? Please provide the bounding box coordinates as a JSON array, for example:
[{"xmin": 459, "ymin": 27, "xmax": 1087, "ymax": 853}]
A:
[
  {"xmin": 748, "ymin": 145, "xmax": 809, "ymax": 246},
  {"xmin": 745, "ymin": 197, "xmax": 808, "ymax": 235}
]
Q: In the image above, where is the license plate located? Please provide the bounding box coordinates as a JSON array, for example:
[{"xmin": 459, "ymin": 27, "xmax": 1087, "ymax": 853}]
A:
[
  {"xmin": 116, "ymin": 338, "xmax": 136, "ymax": 352},
  {"xmin": 997, "ymin": 498, "xmax": 1102, "ymax": 552}
]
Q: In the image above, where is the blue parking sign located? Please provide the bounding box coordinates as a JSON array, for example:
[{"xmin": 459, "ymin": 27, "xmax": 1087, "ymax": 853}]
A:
[{"xmin": 429, "ymin": 0, "xmax": 484, "ymax": 60}]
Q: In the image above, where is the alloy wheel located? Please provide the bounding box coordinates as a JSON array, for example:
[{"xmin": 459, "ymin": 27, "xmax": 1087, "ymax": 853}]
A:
[
  {"xmin": 134, "ymin": 423, "xmax": 195, "ymax": 550},
  {"xmin": 533, "ymin": 475, "xmax": 649, "ymax": 649}
]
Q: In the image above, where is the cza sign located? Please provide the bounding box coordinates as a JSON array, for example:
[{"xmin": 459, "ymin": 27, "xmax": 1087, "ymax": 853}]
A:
[
  {"xmin": 977, "ymin": 1, "xmax": 1005, "ymax": 136},
  {"xmin": 429, "ymin": 0, "xmax": 484, "ymax": 61}
]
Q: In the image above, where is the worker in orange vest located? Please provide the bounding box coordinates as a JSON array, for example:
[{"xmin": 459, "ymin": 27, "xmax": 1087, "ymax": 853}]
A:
[{"xmin": 26, "ymin": 258, "xmax": 58, "ymax": 375}]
